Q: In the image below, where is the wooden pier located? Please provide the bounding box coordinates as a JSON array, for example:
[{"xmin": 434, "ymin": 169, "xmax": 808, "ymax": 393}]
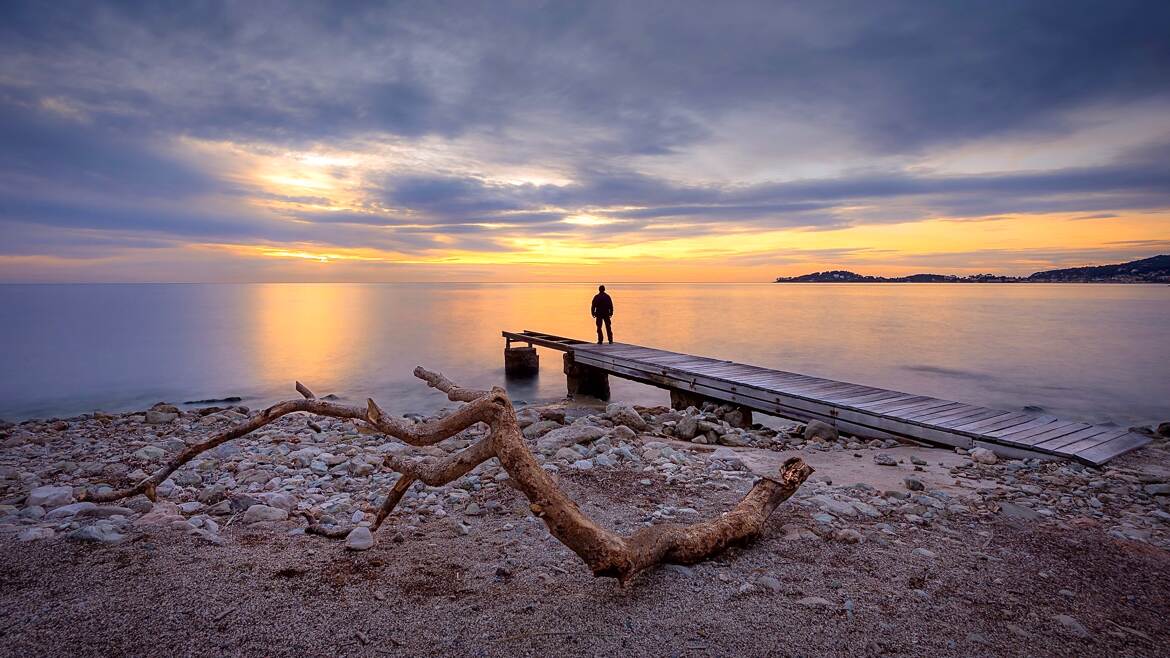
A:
[{"xmin": 502, "ymin": 330, "xmax": 1148, "ymax": 466}]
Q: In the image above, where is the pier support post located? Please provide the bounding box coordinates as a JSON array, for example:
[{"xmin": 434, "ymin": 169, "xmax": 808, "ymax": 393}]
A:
[
  {"xmin": 504, "ymin": 346, "xmax": 539, "ymax": 377},
  {"xmin": 670, "ymin": 389, "xmax": 753, "ymax": 428},
  {"xmin": 564, "ymin": 352, "xmax": 610, "ymax": 400}
]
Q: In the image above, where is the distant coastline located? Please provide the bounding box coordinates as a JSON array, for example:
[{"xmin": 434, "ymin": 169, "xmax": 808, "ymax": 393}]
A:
[{"xmin": 774, "ymin": 254, "xmax": 1170, "ymax": 283}]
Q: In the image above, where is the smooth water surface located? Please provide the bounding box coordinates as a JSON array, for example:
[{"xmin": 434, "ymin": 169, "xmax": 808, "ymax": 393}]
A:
[{"xmin": 1, "ymin": 283, "xmax": 1167, "ymax": 426}]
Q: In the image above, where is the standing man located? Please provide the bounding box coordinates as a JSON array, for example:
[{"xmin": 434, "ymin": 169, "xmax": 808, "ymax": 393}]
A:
[{"xmin": 591, "ymin": 285, "xmax": 614, "ymax": 344}]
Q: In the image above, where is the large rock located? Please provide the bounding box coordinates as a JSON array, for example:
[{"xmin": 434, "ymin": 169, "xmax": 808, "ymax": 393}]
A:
[
  {"xmin": 44, "ymin": 502, "xmax": 97, "ymax": 519},
  {"xmin": 26, "ymin": 485, "xmax": 74, "ymax": 510},
  {"xmin": 70, "ymin": 524, "xmax": 125, "ymax": 544},
  {"xmin": 242, "ymin": 504, "xmax": 288, "ymax": 524},
  {"xmin": 675, "ymin": 416, "xmax": 699, "ymax": 440},
  {"xmin": 1156, "ymin": 421, "xmax": 1170, "ymax": 438},
  {"xmin": 605, "ymin": 404, "xmax": 648, "ymax": 431},
  {"xmin": 522, "ymin": 420, "xmax": 562, "ymax": 440},
  {"xmin": 536, "ymin": 425, "xmax": 607, "ymax": 453},
  {"xmin": 803, "ymin": 420, "xmax": 838, "ymax": 443},
  {"xmin": 345, "ymin": 526, "xmax": 375, "ymax": 551},
  {"xmin": 135, "ymin": 501, "xmax": 183, "ymax": 526}
]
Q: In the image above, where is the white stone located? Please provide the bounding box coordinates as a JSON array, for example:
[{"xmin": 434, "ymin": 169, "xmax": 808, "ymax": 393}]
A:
[
  {"xmin": 970, "ymin": 448, "xmax": 998, "ymax": 464},
  {"xmin": 345, "ymin": 526, "xmax": 375, "ymax": 550},
  {"xmin": 242, "ymin": 504, "xmax": 288, "ymax": 524}
]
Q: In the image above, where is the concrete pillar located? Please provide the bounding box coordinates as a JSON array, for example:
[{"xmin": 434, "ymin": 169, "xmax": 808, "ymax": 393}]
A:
[
  {"xmin": 563, "ymin": 352, "xmax": 610, "ymax": 400},
  {"xmin": 504, "ymin": 346, "xmax": 539, "ymax": 377}
]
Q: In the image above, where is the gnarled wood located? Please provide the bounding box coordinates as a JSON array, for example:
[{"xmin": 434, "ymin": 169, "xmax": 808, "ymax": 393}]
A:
[{"xmin": 85, "ymin": 367, "xmax": 812, "ymax": 583}]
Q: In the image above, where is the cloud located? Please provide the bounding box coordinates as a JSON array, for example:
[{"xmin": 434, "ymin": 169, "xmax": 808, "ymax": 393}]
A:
[{"xmin": 1, "ymin": 1, "xmax": 1169, "ymax": 280}]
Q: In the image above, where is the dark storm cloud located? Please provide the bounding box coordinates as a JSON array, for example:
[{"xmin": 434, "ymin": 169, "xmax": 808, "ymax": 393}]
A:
[{"xmin": 1, "ymin": 1, "xmax": 1169, "ymax": 264}]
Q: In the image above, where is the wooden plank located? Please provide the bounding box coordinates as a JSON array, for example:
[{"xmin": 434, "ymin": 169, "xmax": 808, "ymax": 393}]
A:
[
  {"xmin": 996, "ymin": 420, "xmax": 1087, "ymax": 445},
  {"xmin": 1075, "ymin": 433, "xmax": 1150, "ymax": 465},
  {"xmin": 851, "ymin": 394, "xmax": 927, "ymax": 410},
  {"xmin": 1032, "ymin": 426, "xmax": 1119, "ymax": 452},
  {"xmin": 899, "ymin": 402, "xmax": 971, "ymax": 421},
  {"xmin": 1053, "ymin": 428, "xmax": 1130, "ymax": 456},
  {"xmin": 934, "ymin": 409, "xmax": 1014, "ymax": 430},
  {"xmin": 951, "ymin": 412, "xmax": 1036, "ymax": 433},
  {"xmin": 1006, "ymin": 422, "xmax": 1095, "ymax": 447},
  {"xmin": 911, "ymin": 405, "xmax": 988, "ymax": 424},
  {"xmin": 985, "ymin": 416, "xmax": 1061, "ymax": 438},
  {"xmin": 863, "ymin": 397, "xmax": 951, "ymax": 415}
]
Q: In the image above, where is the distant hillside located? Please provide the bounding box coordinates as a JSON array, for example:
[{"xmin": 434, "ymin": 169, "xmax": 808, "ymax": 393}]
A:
[
  {"xmin": 1025, "ymin": 254, "xmax": 1170, "ymax": 282},
  {"xmin": 774, "ymin": 255, "xmax": 1170, "ymax": 283}
]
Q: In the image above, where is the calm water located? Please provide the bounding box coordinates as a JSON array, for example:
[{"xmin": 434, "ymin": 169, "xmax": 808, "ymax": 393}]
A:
[{"xmin": 0, "ymin": 283, "xmax": 1167, "ymax": 427}]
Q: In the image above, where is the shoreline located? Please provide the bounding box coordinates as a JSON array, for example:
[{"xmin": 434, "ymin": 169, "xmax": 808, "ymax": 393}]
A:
[{"xmin": 3, "ymin": 397, "xmax": 1169, "ymax": 655}]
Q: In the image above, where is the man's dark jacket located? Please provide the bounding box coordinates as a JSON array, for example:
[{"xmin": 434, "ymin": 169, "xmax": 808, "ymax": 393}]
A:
[{"xmin": 591, "ymin": 292, "xmax": 614, "ymax": 318}]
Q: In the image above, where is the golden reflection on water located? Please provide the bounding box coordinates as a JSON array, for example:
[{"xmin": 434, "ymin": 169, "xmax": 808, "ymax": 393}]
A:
[{"xmin": 246, "ymin": 283, "xmax": 372, "ymax": 391}]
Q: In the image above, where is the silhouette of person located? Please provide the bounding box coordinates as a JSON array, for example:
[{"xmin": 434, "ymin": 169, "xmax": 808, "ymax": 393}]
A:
[{"xmin": 591, "ymin": 285, "xmax": 614, "ymax": 344}]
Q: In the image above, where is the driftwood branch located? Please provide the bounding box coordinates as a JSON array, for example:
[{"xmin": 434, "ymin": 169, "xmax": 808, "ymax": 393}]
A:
[{"xmin": 85, "ymin": 368, "xmax": 812, "ymax": 583}]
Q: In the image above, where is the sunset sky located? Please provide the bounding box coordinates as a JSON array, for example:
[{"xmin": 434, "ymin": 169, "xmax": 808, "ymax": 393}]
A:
[{"xmin": 2, "ymin": 1, "xmax": 1169, "ymax": 282}]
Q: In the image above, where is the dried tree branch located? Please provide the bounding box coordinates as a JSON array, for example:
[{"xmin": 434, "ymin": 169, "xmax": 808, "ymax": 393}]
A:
[{"xmin": 84, "ymin": 367, "xmax": 812, "ymax": 583}]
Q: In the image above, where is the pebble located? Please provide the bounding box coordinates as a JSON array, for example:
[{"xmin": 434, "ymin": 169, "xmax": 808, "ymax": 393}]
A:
[
  {"xmin": 912, "ymin": 547, "xmax": 936, "ymax": 558},
  {"xmin": 796, "ymin": 596, "xmax": 832, "ymax": 608},
  {"xmin": 1053, "ymin": 614, "xmax": 1090, "ymax": 638},
  {"xmin": 903, "ymin": 477, "xmax": 925, "ymax": 492},
  {"xmin": 873, "ymin": 454, "xmax": 897, "ymax": 466}
]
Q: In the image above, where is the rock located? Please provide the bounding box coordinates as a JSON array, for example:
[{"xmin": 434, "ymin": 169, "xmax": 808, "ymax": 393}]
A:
[
  {"xmin": 554, "ymin": 447, "xmax": 581, "ymax": 462},
  {"xmin": 536, "ymin": 425, "xmax": 606, "ymax": 452},
  {"xmin": 1144, "ymin": 483, "xmax": 1170, "ymax": 496},
  {"xmin": 912, "ymin": 547, "xmax": 936, "ymax": 558},
  {"xmin": 611, "ymin": 425, "xmax": 636, "ymax": 441},
  {"xmin": 522, "ymin": 420, "xmax": 561, "ymax": 440},
  {"xmin": 1157, "ymin": 421, "xmax": 1170, "ymax": 438},
  {"xmin": 26, "ymin": 485, "xmax": 74, "ymax": 509},
  {"xmin": 242, "ymin": 505, "xmax": 288, "ymax": 524},
  {"xmin": 135, "ymin": 501, "xmax": 183, "ymax": 526},
  {"xmin": 1053, "ymin": 614, "xmax": 1090, "ymax": 638},
  {"xmin": 70, "ymin": 524, "xmax": 124, "ymax": 544},
  {"xmin": 810, "ymin": 495, "xmax": 857, "ymax": 517},
  {"xmin": 757, "ymin": 575, "xmax": 783, "ymax": 593},
  {"xmin": 44, "ymin": 502, "xmax": 97, "ymax": 519},
  {"xmin": 571, "ymin": 459, "xmax": 594, "ymax": 471},
  {"xmin": 605, "ymin": 404, "xmax": 648, "ymax": 431},
  {"xmin": 873, "ymin": 453, "xmax": 898, "ymax": 466},
  {"xmin": 970, "ymin": 447, "xmax": 998, "ymax": 464},
  {"xmin": 834, "ymin": 529, "xmax": 864, "ymax": 544},
  {"xmin": 998, "ymin": 502, "xmax": 1042, "ymax": 521},
  {"xmin": 910, "ymin": 456, "xmax": 927, "ymax": 466},
  {"xmin": 796, "ymin": 596, "xmax": 832, "ymax": 608},
  {"xmin": 76, "ymin": 505, "xmax": 135, "ymax": 519},
  {"xmin": 904, "ymin": 477, "xmax": 925, "ymax": 492},
  {"xmin": 18, "ymin": 527, "xmax": 55, "ymax": 542},
  {"xmin": 717, "ymin": 433, "xmax": 750, "ymax": 447},
  {"xmin": 723, "ymin": 408, "xmax": 749, "ymax": 429},
  {"xmin": 345, "ymin": 526, "xmax": 375, "ymax": 551},
  {"xmin": 145, "ymin": 410, "xmax": 179, "ymax": 424},
  {"xmin": 133, "ymin": 446, "xmax": 166, "ymax": 461},
  {"xmin": 675, "ymin": 416, "xmax": 699, "ymax": 440},
  {"xmin": 803, "ymin": 420, "xmax": 838, "ymax": 443}
]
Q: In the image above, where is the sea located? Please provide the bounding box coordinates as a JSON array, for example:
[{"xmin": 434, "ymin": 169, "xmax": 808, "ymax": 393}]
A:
[{"xmin": 1, "ymin": 283, "xmax": 1167, "ymax": 427}]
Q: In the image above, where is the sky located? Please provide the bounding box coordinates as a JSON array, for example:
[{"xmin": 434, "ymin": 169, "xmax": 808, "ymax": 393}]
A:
[{"xmin": 1, "ymin": 1, "xmax": 1169, "ymax": 283}]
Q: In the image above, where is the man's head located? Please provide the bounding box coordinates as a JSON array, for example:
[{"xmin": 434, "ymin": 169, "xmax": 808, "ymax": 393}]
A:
[{"xmin": 598, "ymin": 285, "xmax": 606, "ymax": 292}]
